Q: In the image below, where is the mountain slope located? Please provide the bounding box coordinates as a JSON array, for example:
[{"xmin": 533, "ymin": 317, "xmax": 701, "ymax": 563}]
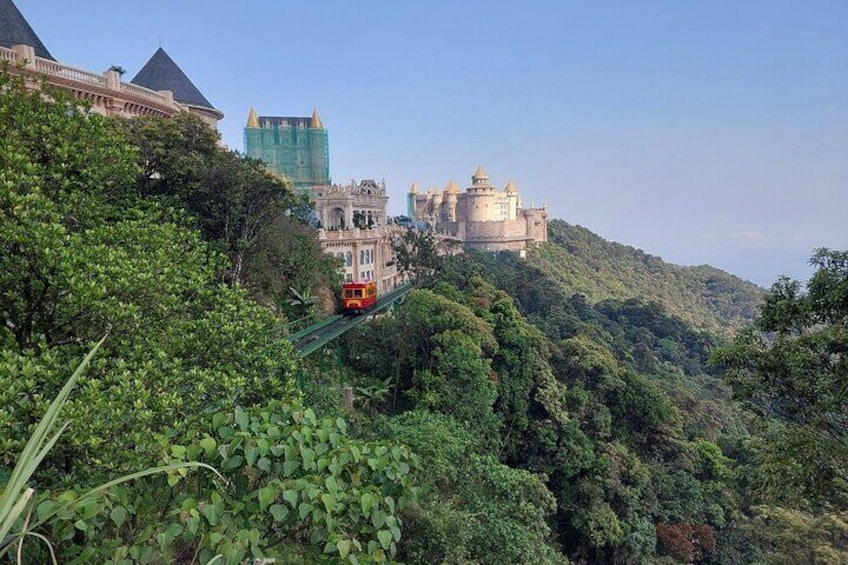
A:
[{"xmin": 530, "ymin": 220, "xmax": 763, "ymax": 336}]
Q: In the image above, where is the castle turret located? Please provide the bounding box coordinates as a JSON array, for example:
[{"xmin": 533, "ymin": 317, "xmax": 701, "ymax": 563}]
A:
[
  {"xmin": 444, "ymin": 180, "xmax": 460, "ymax": 221},
  {"xmin": 504, "ymin": 180, "xmax": 519, "ymax": 220},
  {"xmin": 465, "ymin": 165, "xmax": 496, "ymax": 222}
]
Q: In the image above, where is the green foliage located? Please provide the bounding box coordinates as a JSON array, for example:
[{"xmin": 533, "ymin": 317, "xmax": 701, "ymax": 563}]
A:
[
  {"xmin": 0, "ymin": 64, "xmax": 300, "ymax": 482},
  {"xmin": 744, "ymin": 506, "xmax": 848, "ymax": 565},
  {"xmin": 431, "ymin": 255, "xmax": 746, "ymax": 563},
  {"xmin": 390, "ymin": 228, "xmax": 445, "ymax": 285},
  {"xmin": 0, "ymin": 71, "xmax": 140, "ymax": 351},
  {"xmin": 376, "ymin": 411, "xmax": 566, "ymax": 565},
  {"xmin": 0, "ymin": 339, "xmax": 219, "ymax": 563},
  {"xmin": 451, "ymin": 221, "xmax": 762, "ymax": 337},
  {"xmin": 24, "ymin": 402, "xmax": 417, "ymax": 564},
  {"xmin": 112, "ymin": 112, "xmax": 338, "ymax": 313},
  {"xmin": 713, "ymin": 248, "xmax": 848, "ymax": 508}
]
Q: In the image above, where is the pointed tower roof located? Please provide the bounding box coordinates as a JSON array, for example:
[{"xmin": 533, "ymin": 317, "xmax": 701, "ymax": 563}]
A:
[
  {"xmin": 310, "ymin": 107, "xmax": 323, "ymax": 129},
  {"xmin": 131, "ymin": 47, "xmax": 215, "ymax": 110},
  {"xmin": 409, "ymin": 182, "xmax": 419, "ymax": 194},
  {"xmin": 445, "ymin": 180, "xmax": 461, "ymax": 194},
  {"xmin": 246, "ymin": 106, "xmax": 260, "ymax": 128},
  {"xmin": 504, "ymin": 180, "xmax": 518, "ymax": 193},
  {"xmin": 0, "ymin": 0, "xmax": 54, "ymax": 60},
  {"xmin": 472, "ymin": 165, "xmax": 489, "ymax": 182}
]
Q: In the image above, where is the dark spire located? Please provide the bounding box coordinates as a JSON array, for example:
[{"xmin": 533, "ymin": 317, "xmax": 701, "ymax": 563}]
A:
[
  {"xmin": 130, "ymin": 47, "xmax": 215, "ymax": 110},
  {"xmin": 0, "ymin": 0, "xmax": 54, "ymax": 60}
]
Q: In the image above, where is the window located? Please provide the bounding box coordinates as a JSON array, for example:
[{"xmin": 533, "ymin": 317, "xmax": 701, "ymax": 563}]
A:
[
  {"xmin": 344, "ymin": 289, "xmax": 353, "ymax": 298},
  {"xmin": 345, "ymin": 251, "xmax": 352, "ymax": 267},
  {"xmin": 345, "ymin": 273, "xmax": 353, "ymax": 282},
  {"xmin": 354, "ymin": 289, "xmax": 363, "ymax": 298}
]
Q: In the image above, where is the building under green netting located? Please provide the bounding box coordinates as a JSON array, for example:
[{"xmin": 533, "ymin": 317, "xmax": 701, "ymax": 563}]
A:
[{"xmin": 243, "ymin": 107, "xmax": 330, "ymax": 195}]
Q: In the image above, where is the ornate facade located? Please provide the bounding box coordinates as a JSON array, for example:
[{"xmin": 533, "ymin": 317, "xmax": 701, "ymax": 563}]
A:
[
  {"xmin": 312, "ymin": 179, "xmax": 389, "ymax": 230},
  {"xmin": 314, "ymin": 179, "xmax": 405, "ymax": 292},
  {"xmin": 0, "ymin": 0, "xmax": 222, "ymax": 127},
  {"xmin": 408, "ymin": 166, "xmax": 548, "ymax": 252}
]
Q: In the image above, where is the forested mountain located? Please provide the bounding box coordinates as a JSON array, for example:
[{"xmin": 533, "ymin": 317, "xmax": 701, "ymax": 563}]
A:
[
  {"xmin": 529, "ymin": 220, "xmax": 763, "ymax": 336},
  {"xmin": 4, "ymin": 69, "xmax": 847, "ymax": 564}
]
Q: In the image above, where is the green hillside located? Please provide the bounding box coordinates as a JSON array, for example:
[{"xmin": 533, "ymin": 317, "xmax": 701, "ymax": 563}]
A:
[{"xmin": 528, "ymin": 219, "xmax": 764, "ymax": 336}]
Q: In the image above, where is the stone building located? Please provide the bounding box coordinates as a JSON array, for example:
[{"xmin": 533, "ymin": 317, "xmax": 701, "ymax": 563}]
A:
[
  {"xmin": 312, "ymin": 179, "xmax": 389, "ymax": 230},
  {"xmin": 313, "ymin": 179, "xmax": 405, "ymax": 292},
  {"xmin": 243, "ymin": 107, "xmax": 331, "ymax": 196},
  {"xmin": 0, "ymin": 0, "xmax": 222, "ymax": 126},
  {"xmin": 408, "ymin": 166, "xmax": 548, "ymax": 252}
]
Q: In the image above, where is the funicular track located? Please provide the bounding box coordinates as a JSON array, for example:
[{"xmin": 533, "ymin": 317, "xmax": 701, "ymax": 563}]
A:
[{"xmin": 287, "ymin": 284, "xmax": 412, "ymax": 357}]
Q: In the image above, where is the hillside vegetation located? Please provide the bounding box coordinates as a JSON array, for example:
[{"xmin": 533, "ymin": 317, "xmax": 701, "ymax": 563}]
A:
[
  {"xmin": 528, "ymin": 220, "xmax": 763, "ymax": 336},
  {"xmin": 5, "ymin": 68, "xmax": 847, "ymax": 564}
]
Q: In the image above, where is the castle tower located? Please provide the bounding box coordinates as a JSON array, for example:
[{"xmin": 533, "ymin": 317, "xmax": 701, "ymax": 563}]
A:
[
  {"xmin": 504, "ymin": 180, "xmax": 519, "ymax": 221},
  {"xmin": 244, "ymin": 107, "xmax": 331, "ymax": 195},
  {"xmin": 465, "ymin": 165, "xmax": 496, "ymax": 222},
  {"xmin": 444, "ymin": 180, "xmax": 460, "ymax": 222}
]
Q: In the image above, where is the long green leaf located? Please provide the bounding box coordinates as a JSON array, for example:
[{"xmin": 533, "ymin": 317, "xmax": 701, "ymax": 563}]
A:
[
  {"xmin": 0, "ymin": 336, "xmax": 107, "ymax": 523},
  {"xmin": 0, "ymin": 488, "xmax": 34, "ymax": 556},
  {"xmin": 30, "ymin": 462, "xmax": 224, "ymax": 530}
]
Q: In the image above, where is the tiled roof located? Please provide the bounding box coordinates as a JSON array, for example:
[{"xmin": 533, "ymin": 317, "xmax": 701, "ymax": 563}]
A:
[
  {"xmin": 0, "ymin": 0, "xmax": 54, "ymax": 60},
  {"xmin": 131, "ymin": 47, "xmax": 214, "ymax": 110}
]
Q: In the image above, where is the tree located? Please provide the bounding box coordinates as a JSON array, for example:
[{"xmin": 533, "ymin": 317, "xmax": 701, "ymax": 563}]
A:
[
  {"xmin": 113, "ymin": 113, "xmax": 297, "ymax": 287},
  {"xmin": 713, "ymin": 248, "xmax": 848, "ymax": 507},
  {"xmin": 0, "ymin": 69, "xmax": 139, "ymax": 350},
  {"xmin": 391, "ymin": 228, "xmax": 442, "ymax": 285},
  {"xmin": 0, "ymin": 67, "xmax": 300, "ymax": 481}
]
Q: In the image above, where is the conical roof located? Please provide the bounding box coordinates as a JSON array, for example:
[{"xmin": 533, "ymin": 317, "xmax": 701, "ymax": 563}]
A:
[
  {"xmin": 472, "ymin": 165, "xmax": 489, "ymax": 181},
  {"xmin": 131, "ymin": 47, "xmax": 215, "ymax": 110},
  {"xmin": 504, "ymin": 180, "xmax": 518, "ymax": 193},
  {"xmin": 246, "ymin": 106, "xmax": 260, "ymax": 127},
  {"xmin": 0, "ymin": 0, "xmax": 54, "ymax": 60},
  {"xmin": 310, "ymin": 107, "xmax": 323, "ymax": 129},
  {"xmin": 445, "ymin": 180, "xmax": 461, "ymax": 194}
]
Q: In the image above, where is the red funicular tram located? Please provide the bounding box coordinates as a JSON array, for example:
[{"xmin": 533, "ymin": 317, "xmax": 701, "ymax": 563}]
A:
[{"xmin": 341, "ymin": 281, "xmax": 377, "ymax": 314}]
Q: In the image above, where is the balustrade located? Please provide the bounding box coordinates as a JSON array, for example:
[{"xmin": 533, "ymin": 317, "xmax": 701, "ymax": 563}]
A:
[
  {"xmin": 0, "ymin": 47, "xmax": 18, "ymax": 63},
  {"xmin": 34, "ymin": 58, "xmax": 106, "ymax": 87}
]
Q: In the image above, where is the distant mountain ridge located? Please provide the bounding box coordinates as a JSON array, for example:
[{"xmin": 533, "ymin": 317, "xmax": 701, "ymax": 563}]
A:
[{"xmin": 527, "ymin": 219, "xmax": 764, "ymax": 336}]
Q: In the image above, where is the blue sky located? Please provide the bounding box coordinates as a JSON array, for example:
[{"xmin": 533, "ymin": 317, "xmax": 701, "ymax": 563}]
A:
[{"xmin": 14, "ymin": 0, "xmax": 848, "ymax": 286}]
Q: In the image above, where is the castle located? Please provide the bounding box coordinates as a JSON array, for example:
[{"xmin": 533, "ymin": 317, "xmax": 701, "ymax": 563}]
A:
[
  {"xmin": 0, "ymin": 0, "xmax": 222, "ymax": 128},
  {"xmin": 243, "ymin": 107, "xmax": 331, "ymax": 195},
  {"xmin": 408, "ymin": 166, "xmax": 548, "ymax": 252}
]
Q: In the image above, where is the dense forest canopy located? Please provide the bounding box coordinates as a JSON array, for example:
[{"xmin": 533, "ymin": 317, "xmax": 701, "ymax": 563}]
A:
[{"xmin": 2, "ymin": 69, "xmax": 847, "ymax": 564}]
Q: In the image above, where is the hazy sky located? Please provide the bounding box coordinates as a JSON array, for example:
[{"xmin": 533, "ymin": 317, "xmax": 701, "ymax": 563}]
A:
[{"xmin": 14, "ymin": 0, "xmax": 847, "ymax": 286}]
